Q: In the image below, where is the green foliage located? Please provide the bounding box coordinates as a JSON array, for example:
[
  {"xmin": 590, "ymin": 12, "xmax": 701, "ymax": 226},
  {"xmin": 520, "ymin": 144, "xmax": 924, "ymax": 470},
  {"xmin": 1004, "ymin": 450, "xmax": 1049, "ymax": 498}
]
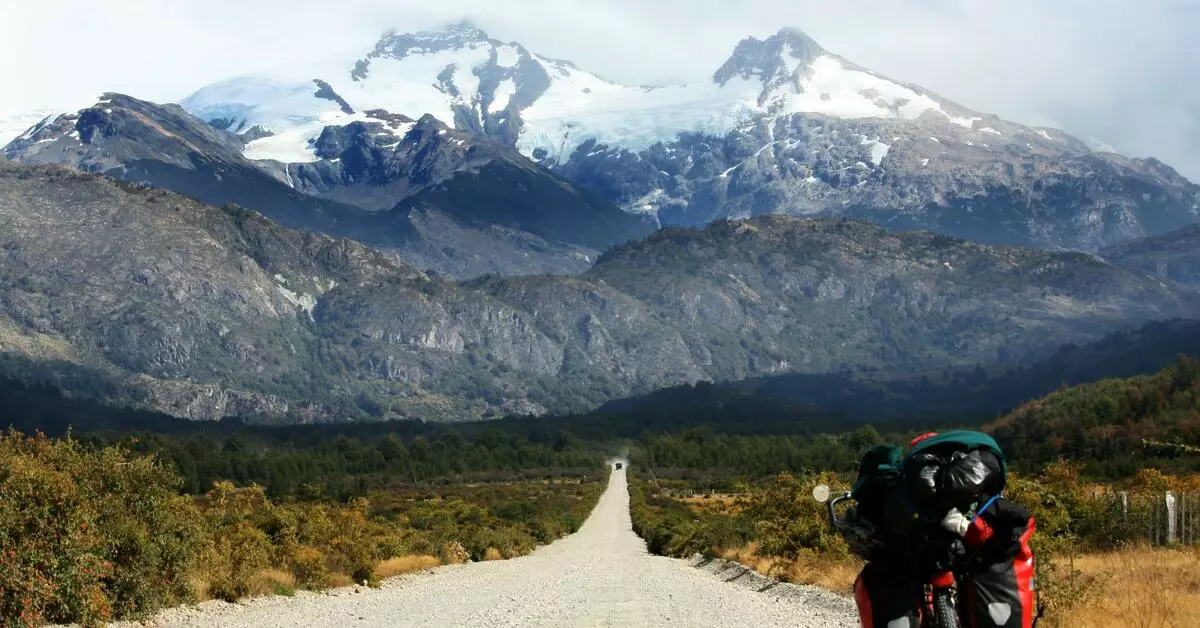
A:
[
  {"xmin": 630, "ymin": 472, "xmax": 851, "ymax": 564},
  {"xmin": 628, "ymin": 478, "xmax": 751, "ymax": 556},
  {"xmin": 738, "ymin": 473, "xmax": 850, "ymax": 561},
  {"xmin": 992, "ymin": 355, "xmax": 1200, "ymax": 476},
  {"xmin": 635, "ymin": 428, "xmax": 867, "ymax": 478},
  {"xmin": 55, "ymin": 422, "xmax": 607, "ymax": 501}
]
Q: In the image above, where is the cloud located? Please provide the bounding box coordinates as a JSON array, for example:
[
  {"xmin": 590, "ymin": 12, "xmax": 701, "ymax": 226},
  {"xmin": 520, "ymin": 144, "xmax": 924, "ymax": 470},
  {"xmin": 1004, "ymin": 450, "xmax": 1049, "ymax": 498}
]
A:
[{"xmin": 2, "ymin": 0, "xmax": 1198, "ymax": 178}]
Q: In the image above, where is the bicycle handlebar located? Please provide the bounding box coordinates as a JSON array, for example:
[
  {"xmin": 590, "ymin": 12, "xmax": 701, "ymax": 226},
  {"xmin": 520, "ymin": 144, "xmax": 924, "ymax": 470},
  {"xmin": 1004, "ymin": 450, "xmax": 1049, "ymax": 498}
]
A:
[{"xmin": 826, "ymin": 492, "xmax": 853, "ymax": 526}]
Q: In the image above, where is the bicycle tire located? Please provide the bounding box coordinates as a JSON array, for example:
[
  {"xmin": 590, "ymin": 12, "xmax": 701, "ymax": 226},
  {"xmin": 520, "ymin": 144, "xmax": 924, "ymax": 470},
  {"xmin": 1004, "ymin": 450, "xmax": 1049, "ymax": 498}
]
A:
[{"xmin": 932, "ymin": 589, "xmax": 960, "ymax": 628}]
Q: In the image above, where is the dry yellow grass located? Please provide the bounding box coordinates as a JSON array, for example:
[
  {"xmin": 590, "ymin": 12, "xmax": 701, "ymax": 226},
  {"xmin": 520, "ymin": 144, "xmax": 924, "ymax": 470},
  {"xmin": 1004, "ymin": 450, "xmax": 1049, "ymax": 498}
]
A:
[
  {"xmin": 189, "ymin": 574, "xmax": 213, "ymax": 601},
  {"xmin": 373, "ymin": 555, "xmax": 443, "ymax": 580},
  {"xmin": 484, "ymin": 548, "xmax": 504, "ymax": 561},
  {"xmin": 1058, "ymin": 547, "xmax": 1200, "ymax": 628},
  {"xmin": 719, "ymin": 543, "xmax": 861, "ymax": 593},
  {"xmin": 715, "ymin": 542, "xmax": 1200, "ymax": 627},
  {"xmin": 326, "ymin": 573, "xmax": 355, "ymax": 588},
  {"xmin": 778, "ymin": 554, "xmax": 861, "ymax": 593},
  {"xmin": 682, "ymin": 493, "xmax": 745, "ymax": 513},
  {"xmin": 248, "ymin": 569, "xmax": 297, "ymax": 597}
]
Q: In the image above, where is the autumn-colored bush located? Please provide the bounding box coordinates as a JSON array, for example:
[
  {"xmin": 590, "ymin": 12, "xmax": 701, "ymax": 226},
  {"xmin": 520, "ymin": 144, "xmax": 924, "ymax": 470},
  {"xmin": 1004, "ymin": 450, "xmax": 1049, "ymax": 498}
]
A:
[
  {"xmin": 0, "ymin": 431, "xmax": 204, "ymax": 626},
  {"xmin": 1004, "ymin": 461, "xmax": 1200, "ymax": 624},
  {"xmin": 738, "ymin": 472, "xmax": 850, "ymax": 562},
  {"xmin": 0, "ymin": 430, "xmax": 607, "ymax": 625}
]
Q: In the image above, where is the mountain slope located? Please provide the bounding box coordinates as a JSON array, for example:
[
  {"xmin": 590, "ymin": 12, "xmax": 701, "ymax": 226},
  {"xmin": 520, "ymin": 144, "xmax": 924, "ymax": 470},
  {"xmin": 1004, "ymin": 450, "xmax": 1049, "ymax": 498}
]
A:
[
  {"xmin": 290, "ymin": 113, "xmax": 650, "ymax": 249},
  {"xmin": 0, "ymin": 161, "xmax": 419, "ymax": 420},
  {"xmin": 0, "ymin": 163, "xmax": 1194, "ymax": 422},
  {"xmin": 584, "ymin": 216, "xmax": 1193, "ymax": 381},
  {"xmin": 1101, "ymin": 223, "xmax": 1200, "ymax": 288},
  {"xmin": 177, "ymin": 23, "xmax": 1200, "ymax": 251},
  {"xmin": 987, "ymin": 355, "xmax": 1200, "ymax": 474},
  {"xmin": 0, "ymin": 109, "xmax": 61, "ymax": 150},
  {"xmin": 2, "ymin": 94, "xmax": 648, "ymax": 278},
  {"xmin": 686, "ymin": 318, "xmax": 1200, "ymax": 425}
]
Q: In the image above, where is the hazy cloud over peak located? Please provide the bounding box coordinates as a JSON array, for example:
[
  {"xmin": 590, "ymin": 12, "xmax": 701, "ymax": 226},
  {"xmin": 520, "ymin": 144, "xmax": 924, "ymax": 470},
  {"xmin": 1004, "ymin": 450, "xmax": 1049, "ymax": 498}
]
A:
[{"xmin": 2, "ymin": 0, "xmax": 1198, "ymax": 178}]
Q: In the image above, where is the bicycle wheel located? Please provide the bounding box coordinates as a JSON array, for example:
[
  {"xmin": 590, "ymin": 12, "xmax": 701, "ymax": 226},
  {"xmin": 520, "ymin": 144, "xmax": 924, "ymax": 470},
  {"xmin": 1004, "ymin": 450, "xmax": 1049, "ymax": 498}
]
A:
[{"xmin": 932, "ymin": 588, "xmax": 960, "ymax": 628}]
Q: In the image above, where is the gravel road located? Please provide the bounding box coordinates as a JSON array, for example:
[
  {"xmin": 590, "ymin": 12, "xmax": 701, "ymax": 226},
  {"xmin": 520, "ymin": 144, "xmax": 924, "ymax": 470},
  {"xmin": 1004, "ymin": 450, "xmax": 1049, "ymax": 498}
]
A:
[{"xmin": 139, "ymin": 467, "xmax": 857, "ymax": 627}]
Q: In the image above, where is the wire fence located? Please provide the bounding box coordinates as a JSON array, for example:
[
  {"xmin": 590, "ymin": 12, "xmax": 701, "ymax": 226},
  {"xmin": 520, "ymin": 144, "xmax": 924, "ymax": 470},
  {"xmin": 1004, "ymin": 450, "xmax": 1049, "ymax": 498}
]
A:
[{"xmin": 1106, "ymin": 491, "xmax": 1200, "ymax": 546}]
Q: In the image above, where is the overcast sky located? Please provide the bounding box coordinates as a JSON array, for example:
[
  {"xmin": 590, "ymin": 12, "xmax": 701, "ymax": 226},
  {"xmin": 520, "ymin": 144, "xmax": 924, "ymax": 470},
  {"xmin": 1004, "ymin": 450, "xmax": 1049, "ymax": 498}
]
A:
[{"xmin": 3, "ymin": 0, "xmax": 1199, "ymax": 178}]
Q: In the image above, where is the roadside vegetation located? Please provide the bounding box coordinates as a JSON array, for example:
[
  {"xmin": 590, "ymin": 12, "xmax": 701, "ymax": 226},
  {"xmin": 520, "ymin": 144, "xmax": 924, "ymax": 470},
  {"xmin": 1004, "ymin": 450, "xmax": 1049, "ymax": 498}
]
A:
[
  {"xmin": 624, "ymin": 356, "xmax": 1200, "ymax": 627},
  {"xmin": 2, "ymin": 354, "xmax": 1197, "ymax": 625},
  {"xmin": 0, "ymin": 430, "xmax": 605, "ymax": 627},
  {"xmin": 629, "ymin": 464, "xmax": 1200, "ymax": 627}
]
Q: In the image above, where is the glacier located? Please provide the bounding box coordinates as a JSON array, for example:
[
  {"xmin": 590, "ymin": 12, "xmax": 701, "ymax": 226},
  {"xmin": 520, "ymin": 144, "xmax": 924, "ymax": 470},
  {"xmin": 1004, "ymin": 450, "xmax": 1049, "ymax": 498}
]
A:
[{"xmin": 172, "ymin": 24, "xmax": 1076, "ymax": 171}]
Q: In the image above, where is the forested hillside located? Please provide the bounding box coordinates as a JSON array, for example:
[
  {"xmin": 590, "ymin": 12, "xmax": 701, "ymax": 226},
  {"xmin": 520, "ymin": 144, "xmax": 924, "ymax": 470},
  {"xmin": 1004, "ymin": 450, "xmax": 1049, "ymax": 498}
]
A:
[{"xmin": 990, "ymin": 355, "xmax": 1200, "ymax": 475}]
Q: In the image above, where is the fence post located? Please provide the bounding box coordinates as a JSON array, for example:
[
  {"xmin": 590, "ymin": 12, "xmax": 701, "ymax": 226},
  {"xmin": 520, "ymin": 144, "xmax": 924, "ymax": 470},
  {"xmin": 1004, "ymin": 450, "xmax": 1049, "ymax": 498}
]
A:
[
  {"xmin": 1185, "ymin": 494, "xmax": 1195, "ymax": 547},
  {"xmin": 1166, "ymin": 491, "xmax": 1177, "ymax": 545},
  {"xmin": 1185, "ymin": 493, "xmax": 1193, "ymax": 546},
  {"xmin": 1118, "ymin": 491, "xmax": 1128, "ymax": 515}
]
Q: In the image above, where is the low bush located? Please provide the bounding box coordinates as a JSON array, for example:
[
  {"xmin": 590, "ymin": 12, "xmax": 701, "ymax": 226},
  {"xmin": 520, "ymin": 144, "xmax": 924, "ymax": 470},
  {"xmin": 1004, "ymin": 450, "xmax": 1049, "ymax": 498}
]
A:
[
  {"xmin": 0, "ymin": 431, "xmax": 205, "ymax": 626},
  {"xmin": 629, "ymin": 464, "xmax": 1198, "ymax": 625},
  {"xmin": 0, "ymin": 430, "xmax": 606, "ymax": 626},
  {"xmin": 629, "ymin": 476, "xmax": 754, "ymax": 557}
]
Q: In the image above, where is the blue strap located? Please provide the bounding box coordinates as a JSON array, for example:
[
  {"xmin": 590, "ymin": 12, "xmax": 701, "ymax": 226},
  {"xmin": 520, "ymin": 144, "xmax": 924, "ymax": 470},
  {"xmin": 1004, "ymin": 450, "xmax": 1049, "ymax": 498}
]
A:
[{"xmin": 973, "ymin": 494, "xmax": 1002, "ymax": 521}]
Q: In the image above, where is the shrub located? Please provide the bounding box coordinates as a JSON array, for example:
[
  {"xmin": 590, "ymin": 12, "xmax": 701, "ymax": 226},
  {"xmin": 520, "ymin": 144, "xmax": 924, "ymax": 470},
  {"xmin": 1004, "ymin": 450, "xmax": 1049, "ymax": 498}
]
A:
[
  {"xmin": 288, "ymin": 546, "xmax": 330, "ymax": 589},
  {"xmin": 248, "ymin": 569, "xmax": 296, "ymax": 597},
  {"xmin": 0, "ymin": 431, "xmax": 204, "ymax": 625},
  {"xmin": 441, "ymin": 541, "xmax": 470, "ymax": 564},
  {"xmin": 1, "ymin": 431, "xmax": 608, "ymax": 620},
  {"xmin": 738, "ymin": 473, "xmax": 850, "ymax": 561},
  {"xmin": 203, "ymin": 520, "xmax": 273, "ymax": 602}
]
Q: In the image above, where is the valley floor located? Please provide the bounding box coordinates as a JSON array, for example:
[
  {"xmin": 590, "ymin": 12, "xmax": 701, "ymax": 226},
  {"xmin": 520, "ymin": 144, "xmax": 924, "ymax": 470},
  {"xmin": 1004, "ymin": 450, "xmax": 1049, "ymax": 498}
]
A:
[{"xmin": 128, "ymin": 468, "xmax": 856, "ymax": 627}]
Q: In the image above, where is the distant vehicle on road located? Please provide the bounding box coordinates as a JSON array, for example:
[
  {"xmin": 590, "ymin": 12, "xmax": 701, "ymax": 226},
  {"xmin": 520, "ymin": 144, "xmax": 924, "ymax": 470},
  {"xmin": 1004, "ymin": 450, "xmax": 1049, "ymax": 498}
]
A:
[{"xmin": 614, "ymin": 462, "xmax": 623, "ymax": 470}]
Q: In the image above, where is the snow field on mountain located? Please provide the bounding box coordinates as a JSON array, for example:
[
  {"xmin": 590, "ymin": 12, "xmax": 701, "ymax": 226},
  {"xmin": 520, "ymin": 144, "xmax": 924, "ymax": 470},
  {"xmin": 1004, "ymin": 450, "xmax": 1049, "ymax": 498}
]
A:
[
  {"xmin": 494, "ymin": 44, "xmax": 521, "ymax": 68},
  {"xmin": 165, "ymin": 25, "xmax": 1105, "ymax": 171},
  {"xmin": 343, "ymin": 45, "xmax": 492, "ymax": 126},
  {"xmin": 517, "ymin": 58, "xmax": 763, "ymax": 160},
  {"xmin": 778, "ymin": 55, "xmax": 979, "ymax": 129},
  {"xmin": 244, "ymin": 112, "xmax": 373, "ymax": 163},
  {"xmin": 182, "ymin": 77, "xmax": 345, "ymax": 132},
  {"xmin": 491, "ymin": 78, "xmax": 517, "ymax": 112},
  {"xmin": 859, "ymin": 135, "xmax": 891, "ymax": 166}
]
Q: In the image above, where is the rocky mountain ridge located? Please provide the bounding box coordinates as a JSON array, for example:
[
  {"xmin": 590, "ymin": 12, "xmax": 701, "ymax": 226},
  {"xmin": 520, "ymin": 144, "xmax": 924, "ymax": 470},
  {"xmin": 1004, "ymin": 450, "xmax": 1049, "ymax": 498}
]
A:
[
  {"xmin": 169, "ymin": 22, "xmax": 1200, "ymax": 251},
  {"xmin": 0, "ymin": 163, "xmax": 1193, "ymax": 422},
  {"xmin": 6, "ymin": 23, "xmax": 1198, "ymax": 280},
  {"xmin": 3, "ymin": 94, "xmax": 649, "ymax": 279}
]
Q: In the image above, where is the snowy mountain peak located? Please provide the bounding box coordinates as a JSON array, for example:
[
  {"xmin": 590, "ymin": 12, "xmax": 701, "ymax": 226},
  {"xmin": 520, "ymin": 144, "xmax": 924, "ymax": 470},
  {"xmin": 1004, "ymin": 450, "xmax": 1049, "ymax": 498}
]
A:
[
  {"xmin": 713, "ymin": 27, "xmax": 826, "ymax": 88},
  {"xmin": 8, "ymin": 23, "xmax": 1192, "ymax": 262},
  {"xmin": 168, "ymin": 22, "xmax": 1108, "ymax": 181},
  {"xmin": 353, "ymin": 20, "xmax": 499, "ymax": 81}
]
